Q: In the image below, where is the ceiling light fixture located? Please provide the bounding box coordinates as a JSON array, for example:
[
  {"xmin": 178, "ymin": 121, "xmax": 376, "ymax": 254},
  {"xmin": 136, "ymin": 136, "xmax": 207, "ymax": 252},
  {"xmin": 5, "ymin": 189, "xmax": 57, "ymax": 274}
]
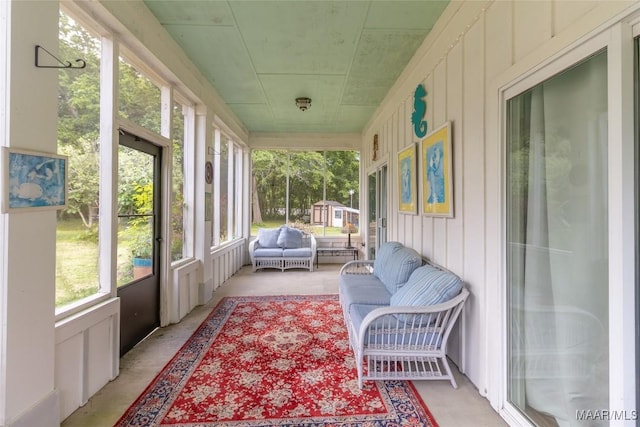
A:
[{"xmin": 295, "ymin": 97, "xmax": 312, "ymax": 112}]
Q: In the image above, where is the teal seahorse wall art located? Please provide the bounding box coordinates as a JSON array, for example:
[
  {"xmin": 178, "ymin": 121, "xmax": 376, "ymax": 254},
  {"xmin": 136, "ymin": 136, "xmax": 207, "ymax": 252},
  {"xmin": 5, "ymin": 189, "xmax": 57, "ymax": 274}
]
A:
[{"xmin": 411, "ymin": 84, "xmax": 427, "ymax": 138}]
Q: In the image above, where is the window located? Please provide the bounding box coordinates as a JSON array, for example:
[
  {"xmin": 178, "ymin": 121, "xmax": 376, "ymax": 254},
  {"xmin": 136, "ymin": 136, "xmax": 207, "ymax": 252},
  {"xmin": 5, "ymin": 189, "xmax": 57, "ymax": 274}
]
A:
[
  {"xmin": 56, "ymin": 11, "xmax": 101, "ymax": 307},
  {"xmin": 251, "ymin": 149, "xmax": 288, "ymax": 229},
  {"xmin": 506, "ymin": 51, "xmax": 608, "ymax": 425},
  {"xmin": 251, "ymin": 150, "xmax": 360, "ymax": 236},
  {"xmin": 116, "ymin": 142, "xmax": 156, "ymax": 286},
  {"xmin": 171, "ymin": 101, "xmax": 186, "ymax": 261},
  {"xmin": 118, "ymin": 57, "xmax": 161, "ymax": 133},
  {"xmin": 211, "ymin": 131, "xmax": 244, "ymax": 247},
  {"xmin": 233, "ymin": 144, "xmax": 243, "ymax": 240},
  {"xmin": 115, "ymin": 52, "xmax": 166, "ymax": 283},
  {"xmin": 219, "ymin": 139, "xmax": 229, "ymax": 243}
]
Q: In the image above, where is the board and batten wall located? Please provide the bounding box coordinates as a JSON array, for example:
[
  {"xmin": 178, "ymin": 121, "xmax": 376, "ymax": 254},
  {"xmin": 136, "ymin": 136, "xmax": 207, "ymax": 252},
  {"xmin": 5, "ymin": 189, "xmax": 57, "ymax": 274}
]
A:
[{"xmin": 360, "ymin": 0, "xmax": 636, "ymax": 406}]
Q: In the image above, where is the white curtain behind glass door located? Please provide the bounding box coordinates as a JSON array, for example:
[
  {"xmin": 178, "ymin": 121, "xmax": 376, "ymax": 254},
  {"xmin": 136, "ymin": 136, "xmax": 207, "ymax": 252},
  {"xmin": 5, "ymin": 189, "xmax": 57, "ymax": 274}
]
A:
[{"xmin": 508, "ymin": 51, "xmax": 609, "ymax": 427}]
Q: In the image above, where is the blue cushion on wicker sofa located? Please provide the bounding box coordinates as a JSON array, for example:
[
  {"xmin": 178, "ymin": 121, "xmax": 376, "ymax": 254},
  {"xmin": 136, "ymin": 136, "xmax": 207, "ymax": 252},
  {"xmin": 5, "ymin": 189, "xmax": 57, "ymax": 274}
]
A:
[
  {"xmin": 338, "ymin": 242, "xmax": 468, "ymax": 390},
  {"xmin": 277, "ymin": 226, "xmax": 303, "ymax": 248},
  {"xmin": 339, "ymin": 274, "xmax": 392, "ymax": 311},
  {"xmin": 282, "ymin": 248, "xmax": 311, "ymax": 257},
  {"xmin": 390, "ymin": 264, "xmax": 463, "ymax": 307},
  {"xmin": 253, "ymin": 248, "xmax": 284, "ymax": 257},
  {"xmin": 249, "ymin": 227, "xmax": 316, "ymax": 272},
  {"xmin": 258, "ymin": 227, "xmax": 281, "ymax": 248},
  {"xmin": 372, "ymin": 242, "xmax": 421, "ymax": 294}
]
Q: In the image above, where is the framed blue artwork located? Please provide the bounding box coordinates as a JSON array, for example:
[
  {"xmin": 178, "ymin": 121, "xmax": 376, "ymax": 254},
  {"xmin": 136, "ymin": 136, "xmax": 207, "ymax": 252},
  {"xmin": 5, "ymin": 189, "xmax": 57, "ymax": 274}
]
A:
[
  {"xmin": 2, "ymin": 148, "xmax": 68, "ymax": 212},
  {"xmin": 421, "ymin": 122, "xmax": 453, "ymax": 218},
  {"xmin": 397, "ymin": 143, "xmax": 417, "ymax": 215}
]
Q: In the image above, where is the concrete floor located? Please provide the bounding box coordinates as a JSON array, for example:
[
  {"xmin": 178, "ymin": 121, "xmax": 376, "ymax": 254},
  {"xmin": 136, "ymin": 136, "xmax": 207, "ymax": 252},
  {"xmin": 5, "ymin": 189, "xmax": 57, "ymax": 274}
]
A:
[{"xmin": 62, "ymin": 264, "xmax": 508, "ymax": 427}]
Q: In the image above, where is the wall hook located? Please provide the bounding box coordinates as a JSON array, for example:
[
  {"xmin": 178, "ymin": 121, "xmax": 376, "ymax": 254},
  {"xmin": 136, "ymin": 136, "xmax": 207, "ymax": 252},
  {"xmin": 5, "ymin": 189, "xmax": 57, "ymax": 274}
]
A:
[{"xmin": 35, "ymin": 45, "xmax": 86, "ymax": 69}]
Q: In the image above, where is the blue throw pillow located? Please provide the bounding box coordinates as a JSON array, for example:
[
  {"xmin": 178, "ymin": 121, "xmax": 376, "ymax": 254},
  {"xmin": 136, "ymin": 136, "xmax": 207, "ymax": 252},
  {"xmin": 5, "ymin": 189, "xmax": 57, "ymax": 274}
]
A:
[
  {"xmin": 373, "ymin": 242, "xmax": 421, "ymax": 294},
  {"xmin": 372, "ymin": 241, "xmax": 404, "ymax": 277},
  {"xmin": 277, "ymin": 226, "xmax": 303, "ymax": 249},
  {"xmin": 258, "ymin": 227, "xmax": 281, "ymax": 248},
  {"xmin": 390, "ymin": 264, "xmax": 463, "ymax": 307}
]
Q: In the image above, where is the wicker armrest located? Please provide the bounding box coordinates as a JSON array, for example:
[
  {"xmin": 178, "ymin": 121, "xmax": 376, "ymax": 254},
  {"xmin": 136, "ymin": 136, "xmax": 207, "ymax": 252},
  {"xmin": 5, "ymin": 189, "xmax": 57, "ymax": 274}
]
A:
[
  {"xmin": 339, "ymin": 260, "xmax": 374, "ymax": 275},
  {"xmin": 248, "ymin": 238, "xmax": 259, "ymax": 263},
  {"xmin": 359, "ymin": 287, "xmax": 469, "ymax": 332},
  {"xmin": 352, "ymin": 287, "xmax": 469, "ymax": 389}
]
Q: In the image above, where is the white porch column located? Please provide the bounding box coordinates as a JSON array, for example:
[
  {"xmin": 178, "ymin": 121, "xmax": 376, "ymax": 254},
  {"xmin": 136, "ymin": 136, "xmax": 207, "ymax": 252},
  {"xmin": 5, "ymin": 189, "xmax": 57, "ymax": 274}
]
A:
[{"xmin": 0, "ymin": 1, "xmax": 60, "ymax": 425}]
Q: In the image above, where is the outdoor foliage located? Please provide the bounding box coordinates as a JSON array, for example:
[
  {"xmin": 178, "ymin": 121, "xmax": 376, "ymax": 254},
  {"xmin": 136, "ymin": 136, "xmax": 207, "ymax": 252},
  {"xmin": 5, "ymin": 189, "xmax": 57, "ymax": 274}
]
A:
[
  {"xmin": 251, "ymin": 150, "xmax": 360, "ymax": 223},
  {"xmin": 58, "ymin": 13, "xmax": 164, "ymax": 231},
  {"xmin": 57, "ymin": 12, "xmax": 184, "ymax": 304}
]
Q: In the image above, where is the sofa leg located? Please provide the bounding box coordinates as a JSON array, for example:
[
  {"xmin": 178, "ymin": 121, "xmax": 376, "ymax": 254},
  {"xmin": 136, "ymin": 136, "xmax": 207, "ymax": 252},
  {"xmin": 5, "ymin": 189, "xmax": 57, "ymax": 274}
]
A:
[
  {"xmin": 356, "ymin": 352, "xmax": 364, "ymax": 389},
  {"xmin": 442, "ymin": 357, "xmax": 458, "ymax": 389}
]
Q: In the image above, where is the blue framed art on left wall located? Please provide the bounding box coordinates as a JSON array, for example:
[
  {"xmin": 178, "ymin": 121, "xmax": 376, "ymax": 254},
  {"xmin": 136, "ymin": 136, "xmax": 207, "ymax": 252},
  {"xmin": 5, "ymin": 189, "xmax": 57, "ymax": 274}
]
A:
[{"xmin": 1, "ymin": 147, "xmax": 67, "ymax": 212}]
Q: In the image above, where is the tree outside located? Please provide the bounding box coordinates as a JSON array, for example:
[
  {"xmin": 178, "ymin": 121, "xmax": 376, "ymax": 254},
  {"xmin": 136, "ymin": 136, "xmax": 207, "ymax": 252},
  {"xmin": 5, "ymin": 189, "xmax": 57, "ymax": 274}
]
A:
[
  {"xmin": 56, "ymin": 12, "xmax": 184, "ymax": 306},
  {"xmin": 251, "ymin": 150, "xmax": 360, "ymax": 235}
]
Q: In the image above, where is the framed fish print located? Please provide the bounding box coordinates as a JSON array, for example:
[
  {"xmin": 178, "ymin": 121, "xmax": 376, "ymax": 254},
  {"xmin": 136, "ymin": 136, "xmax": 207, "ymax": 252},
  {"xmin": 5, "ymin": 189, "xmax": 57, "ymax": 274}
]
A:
[
  {"xmin": 1, "ymin": 147, "xmax": 68, "ymax": 213},
  {"xmin": 397, "ymin": 143, "xmax": 417, "ymax": 214},
  {"xmin": 421, "ymin": 122, "xmax": 453, "ymax": 217}
]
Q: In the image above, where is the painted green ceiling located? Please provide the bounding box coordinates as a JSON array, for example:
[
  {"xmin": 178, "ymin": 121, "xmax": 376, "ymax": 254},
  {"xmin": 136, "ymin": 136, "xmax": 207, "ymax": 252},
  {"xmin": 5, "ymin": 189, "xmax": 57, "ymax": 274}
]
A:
[{"xmin": 143, "ymin": 0, "xmax": 449, "ymax": 134}]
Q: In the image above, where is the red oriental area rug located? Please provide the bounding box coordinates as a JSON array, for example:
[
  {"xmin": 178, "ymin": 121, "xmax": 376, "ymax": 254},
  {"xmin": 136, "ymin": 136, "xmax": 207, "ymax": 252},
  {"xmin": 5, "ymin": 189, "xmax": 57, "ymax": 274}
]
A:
[{"xmin": 115, "ymin": 295, "xmax": 439, "ymax": 427}]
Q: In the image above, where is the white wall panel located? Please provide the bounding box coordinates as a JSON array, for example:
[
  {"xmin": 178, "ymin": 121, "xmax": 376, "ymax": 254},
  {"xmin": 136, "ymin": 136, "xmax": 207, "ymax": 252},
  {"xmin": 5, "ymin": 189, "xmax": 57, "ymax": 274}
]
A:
[
  {"xmin": 462, "ymin": 16, "xmax": 488, "ymax": 391},
  {"xmin": 381, "ymin": 122, "xmax": 390, "ymax": 164},
  {"xmin": 55, "ymin": 334, "xmax": 83, "ymax": 420},
  {"xmin": 55, "ymin": 299, "xmax": 119, "ymax": 421},
  {"xmin": 382, "ymin": 121, "xmax": 392, "ymax": 240},
  {"xmin": 553, "ymin": 1, "xmax": 599, "ymax": 36},
  {"xmin": 445, "ymin": 42, "xmax": 464, "ymax": 276},
  {"xmin": 432, "ymin": 60, "xmax": 448, "ymax": 266},
  {"xmin": 210, "ymin": 239, "xmax": 245, "ymax": 291},
  {"xmin": 2, "ymin": 2, "xmax": 59, "ymax": 424},
  {"xmin": 394, "ymin": 119, "xmax": 401, "ymax": 242},
  {"xmin": 485, "ymin": 2, "xmax": 513, "ymax": 86},
  {"xmin": 87, "ymin": 318, "xmax": 115, "ymax": 397},
  {"xmin": 445, "ymin": 41, "xmax": 465, "ymax": 368},
  {"xmin": 484, "ymin": 1, "xmax": 514, "ymax": 404},
  {"xmin": 513, "ymin": 1, "xmax": 552, "ymax": 63},
  {"xmin": 390, "ymin": 110, "xmax": 400, "ymax": 242},
  {"xmin": 172, "ymin": 260, "xmax": 200, "ymax": 323},
  {"xmin": 398, "ymin": 103, "xmax": 415, "ymax": 247}
]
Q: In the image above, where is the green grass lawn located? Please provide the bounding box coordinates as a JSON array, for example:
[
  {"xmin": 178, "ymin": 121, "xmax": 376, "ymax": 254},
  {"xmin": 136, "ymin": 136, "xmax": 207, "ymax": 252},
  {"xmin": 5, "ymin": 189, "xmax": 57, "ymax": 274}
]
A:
[
  {"xmin": 57, "ymin": 218, "xmax": 149, "ymax": 307},
  {"xmin": 56, "ymin": 219, "xmax": 100, "ymax": 307},
  {"xmin": 57, "ymin": 218, "xmax": 353, "ymax": 307}
]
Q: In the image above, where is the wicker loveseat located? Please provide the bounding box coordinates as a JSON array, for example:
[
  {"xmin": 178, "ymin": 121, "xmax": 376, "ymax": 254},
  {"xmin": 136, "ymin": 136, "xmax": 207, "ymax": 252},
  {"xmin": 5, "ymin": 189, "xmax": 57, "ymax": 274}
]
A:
[
  {"xmin": 339, "ymin": 241, "xmax": 468, "ymax": 389},
  {"xmin": 249, "ymin": 226, "xmax": 317, "ymax": 272}
]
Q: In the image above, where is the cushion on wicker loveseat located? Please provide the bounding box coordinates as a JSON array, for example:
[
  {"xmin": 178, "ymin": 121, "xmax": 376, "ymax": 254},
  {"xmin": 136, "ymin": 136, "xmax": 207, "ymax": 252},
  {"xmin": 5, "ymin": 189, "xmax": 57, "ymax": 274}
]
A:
[
  {"xmin": 277, "ymin": 226, "xmax": 303, "ymax": 248},
  {"xmin": 257, "ymin": 227, "xmax": 281, "ymax": 248},
  {"xmin": 372, "ymin": 242, "xmax": 422, "ymax": 294},
  {"xmin": 338, "ymin": 241, "xmax": 468, "ymax": 389},
  {"xmin": 339, "ymin": 241, "xmax": 422, "ymax": 311},
  {"xmin": 249, "ymin": 226, "xmax": 316, "ymax": 272},
  {"xmin": 390, "ymin": 264, "xmax": 463, "ymax": 307}
]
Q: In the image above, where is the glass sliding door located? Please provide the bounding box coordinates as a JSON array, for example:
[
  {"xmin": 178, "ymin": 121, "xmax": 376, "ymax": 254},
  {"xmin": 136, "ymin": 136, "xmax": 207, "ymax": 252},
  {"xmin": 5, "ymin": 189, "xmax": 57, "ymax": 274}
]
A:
[
  {"xmin": 367, "ymin": 171, "xmax": 377, "ymax": 259},
  {"xmin": 367, "ymin": 164, "xmax": 387, "ymax": 260},
  {"xmin": 506, "ymin": 51, "xmax": 609, "ymax": 426}
]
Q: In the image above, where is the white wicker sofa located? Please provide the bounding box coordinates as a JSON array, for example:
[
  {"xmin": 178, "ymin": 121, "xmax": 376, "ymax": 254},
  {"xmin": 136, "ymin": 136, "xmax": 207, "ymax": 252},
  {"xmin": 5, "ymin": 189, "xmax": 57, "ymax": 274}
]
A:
[
  {"xmin": 249, "ymin": 225, "xmax": 317, "ymax": 272},
  {"xmin": 339, "ymin": 241, "xmax": 468, "ymax": 389}
]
